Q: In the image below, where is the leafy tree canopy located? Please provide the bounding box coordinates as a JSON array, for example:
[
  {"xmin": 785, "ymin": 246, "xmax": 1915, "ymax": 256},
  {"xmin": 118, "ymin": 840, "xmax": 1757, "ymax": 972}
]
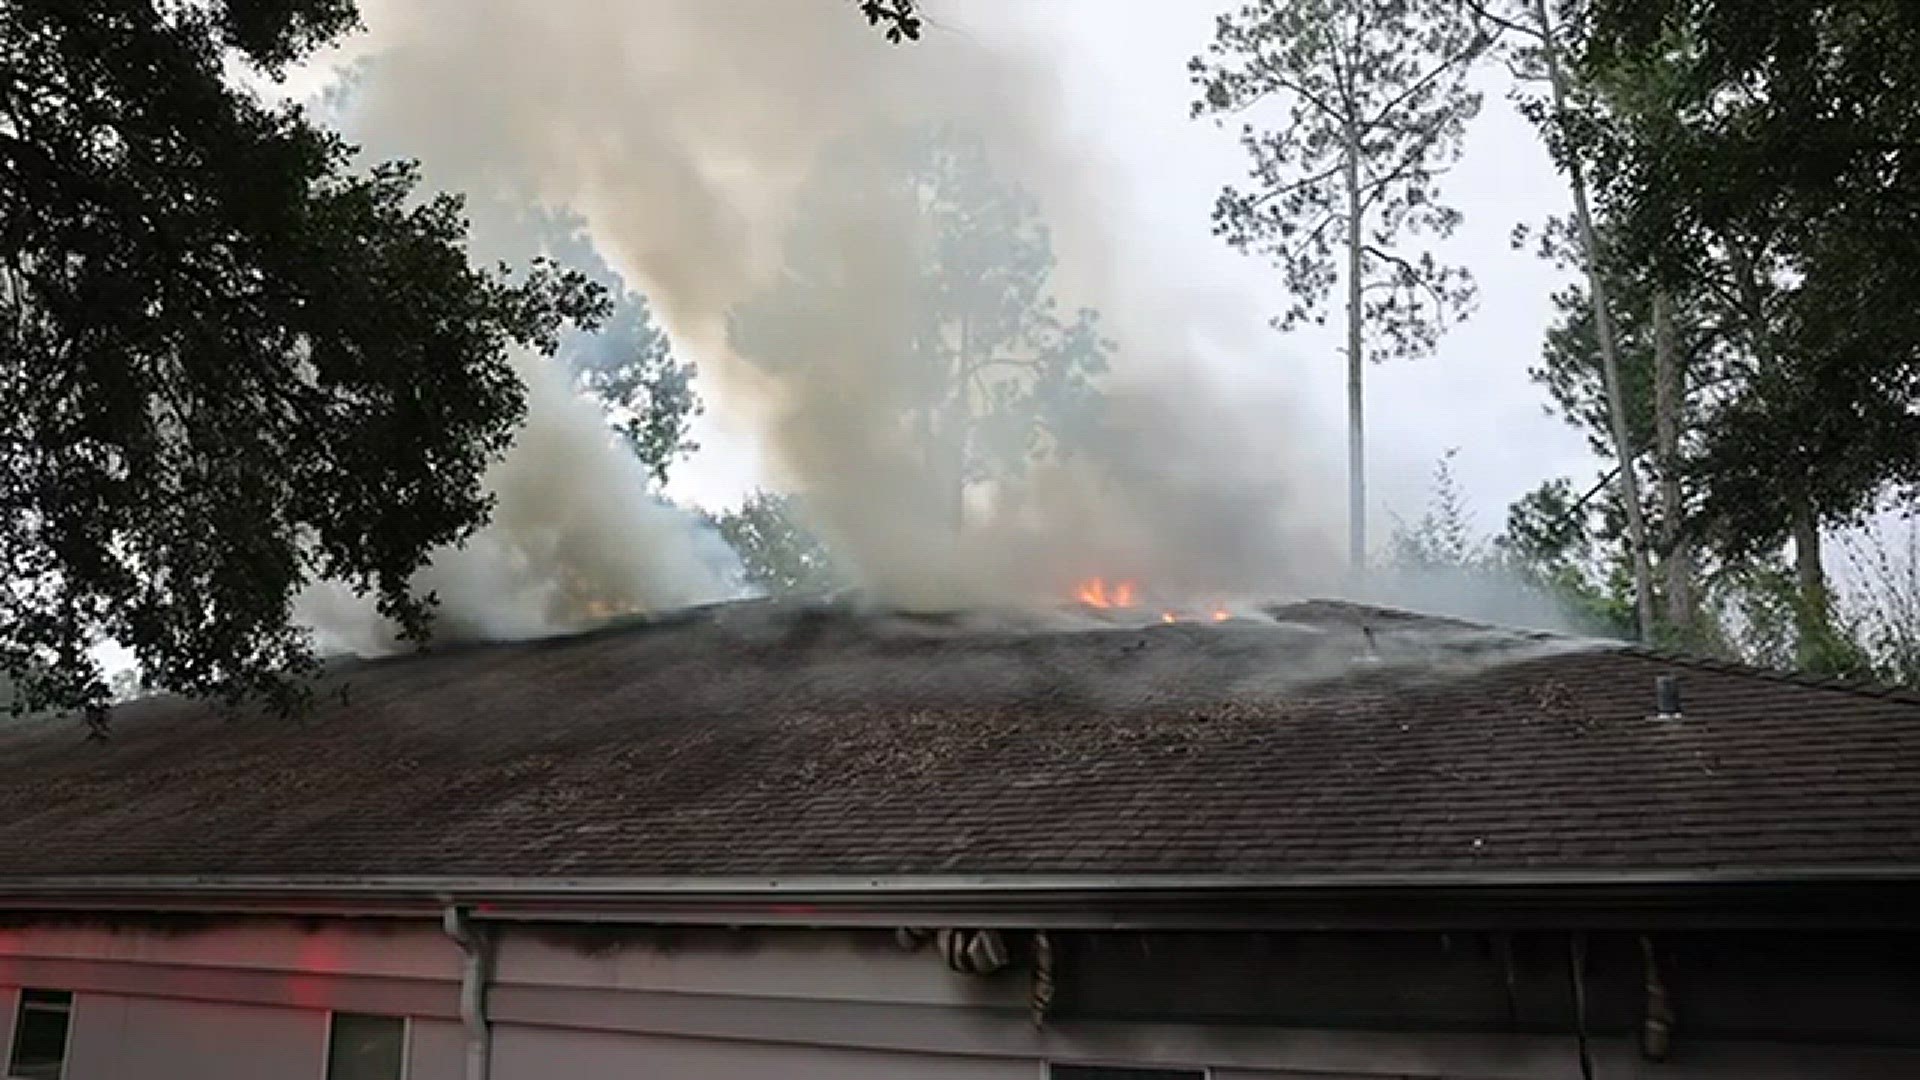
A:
[
  {"xmin": 1575, "ymin": 0, "xmax": 1920, "ymax": 555},
  {"xmin": 523, "ymin": 206, "xmax": 701, "ymax": 488},
  {"xmin": 0, "ymin": 0, "xmax": 607, "ymax": 725},
  {"xmin": 855, "ymin": 0, "xmax": 922, "ymax": 43},
  {"xmin": 707, "ymin": 491, "xmax": 845, "ymax": 598},
  {"xmin": 1190, "ymin": 0, "xmax": 1487, "ymax": 362}
]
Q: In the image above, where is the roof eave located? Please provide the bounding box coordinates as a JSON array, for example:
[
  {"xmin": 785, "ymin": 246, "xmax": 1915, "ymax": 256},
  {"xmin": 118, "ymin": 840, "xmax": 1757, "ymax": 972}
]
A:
[{"xmin": 4, "ymin": 868, "xmax": 1920, "ymax": 931}]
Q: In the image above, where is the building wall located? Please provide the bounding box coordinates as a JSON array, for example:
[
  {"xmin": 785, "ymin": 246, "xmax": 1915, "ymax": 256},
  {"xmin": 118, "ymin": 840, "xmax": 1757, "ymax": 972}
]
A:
[
  {"xmin": 3, "ymin": 917, "xmax": 1919, "ymax": 1080},
  {"xmin": 492, "ymin": 1026, "xmax": 1025, "ymax": 1080},
  {"xmin": 63, "ymin": 994, "xmax": 325, "ymax": 1080}
]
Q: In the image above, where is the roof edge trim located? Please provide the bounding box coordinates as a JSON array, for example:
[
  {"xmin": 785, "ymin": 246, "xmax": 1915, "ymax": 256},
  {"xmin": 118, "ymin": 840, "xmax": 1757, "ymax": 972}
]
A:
[
  {"xmin": 5, "ymin": 865, "xmax": 1920, "ymax": 896},
  {"xmin": 5, "ymin": 867, "xmax": 1920, "ymax": 931}
]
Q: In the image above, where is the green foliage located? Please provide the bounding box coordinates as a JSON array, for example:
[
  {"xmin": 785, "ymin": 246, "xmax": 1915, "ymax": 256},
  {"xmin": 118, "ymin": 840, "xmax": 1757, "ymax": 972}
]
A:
[
  {"xmin": 1386, "ymin": 450, "xmax": 1482, "ymax": 570},
  {"xmin": 571, "ymin": 302, "xmax": 698, "ymax": 488},
  {"xmin": 1518, "ymin": 219, "xmax": 1727, "ymax": 462},
  {"xmin": 728, "ymin": 125, "xmax": 1111, "ymax": 506},
  {"xmin": 1573, "ymin": 0, "xmax": 1920, "ymax": 558},
  {"xmin": 1190, "ymin": 0, "xmax": 1488, "ymax": 360},
  {"xmin": 855, "ymin": 0, "xmax": 921, "ymax": 42},
  {"xmin": 707, "ymin": 492, "xmax": 844, "ymax": 598},
  {"xmin": 1500, "ymin": 0, "xmax": 1920, "ymax": 659},
  {"xmin": 1382, "ymin": 454, "xmax": 1633, "ymax": 637},
  {"xmin": 528, "ymin": 207, "xmax": 701, "ymax": 488},
  {"xmin": 1707, "ymin": 559, "xmax": 1874, "ymax": 680},
  {"xmin": 0, "ymin": 0, "xmax": 607, "ymax": 724},
  {"xmin": 1494, "ymin": 478, "xmax": 1637, "ymax": 638},
  {"xmin": 1521, "ymin": 242, "xmax": 1728, "ymax": 634},
  {"xmin": 1838, "ymin": 524, "xmax": 1920, "ymax": 688}
]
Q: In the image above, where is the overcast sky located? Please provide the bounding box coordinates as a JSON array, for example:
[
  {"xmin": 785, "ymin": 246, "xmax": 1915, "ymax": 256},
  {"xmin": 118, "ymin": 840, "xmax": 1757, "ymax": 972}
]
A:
[{"xmin": 658, "ymin": 0, "xmax": 1602, "ymax": 545}]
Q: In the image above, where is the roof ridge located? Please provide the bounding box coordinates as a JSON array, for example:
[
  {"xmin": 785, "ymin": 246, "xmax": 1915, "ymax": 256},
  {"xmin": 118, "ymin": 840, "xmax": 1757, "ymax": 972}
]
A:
[
  {"xmin": 1285, "ymin": 597, "xmax": 1584, "ymax": 642},
  {"xmin": 1617, "ymin": 643, "xmax": 1920, "ymax": 704}
]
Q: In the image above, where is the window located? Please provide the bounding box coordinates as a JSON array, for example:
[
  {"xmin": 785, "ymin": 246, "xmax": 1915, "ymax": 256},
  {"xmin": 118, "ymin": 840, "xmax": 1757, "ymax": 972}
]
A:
[
  {"xmin": 7, "ymin": 989, "xmax": 72, "ymax": 1080},
  {"xmin": 1052, "ymin": 1060, "xmax": 1198, "ymax": 1068},
  {"xmin": 324, "ymin": 1012, "xmax": 407, "ymax": 1080}
]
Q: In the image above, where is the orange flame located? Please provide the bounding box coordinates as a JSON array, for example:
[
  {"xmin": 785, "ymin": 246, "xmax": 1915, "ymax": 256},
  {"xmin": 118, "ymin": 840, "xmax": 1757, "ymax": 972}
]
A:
[
  {"xmin": 1074, "ymin": 577, "xmax": 1139, "ymax": 609},
  {"xmin": 1161, "ymin": 611, "xmax": 1177, "ymax": 624},
  {"xmin": 1211, "ymin": 606, "xmax": 1230, "ymax": 622}
]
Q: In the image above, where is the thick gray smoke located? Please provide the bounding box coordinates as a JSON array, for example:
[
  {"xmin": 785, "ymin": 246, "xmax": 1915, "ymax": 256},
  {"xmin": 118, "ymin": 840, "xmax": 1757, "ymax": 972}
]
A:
[
  {"xmin": 292, "ymin": 0, "xmax": 1622, "ymax": 649},
  {"xmin": 299, "ymin": 0, "xmax": 1350, "ymax": 624},
  {"xmin": 299, "ymin": 348, "xmax": 744, "ymax": 656}
]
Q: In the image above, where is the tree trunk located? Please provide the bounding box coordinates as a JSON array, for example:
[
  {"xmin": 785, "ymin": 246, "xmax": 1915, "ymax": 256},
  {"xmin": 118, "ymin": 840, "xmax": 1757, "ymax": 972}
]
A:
[
  {"xmin": 1344, "ymin": 120, "xmax": 1367, "ymax": 574},
  {"xmin": 1651, "ymin": 290, "xmax": 1692, "ymax": 641},
  {"xmin": 1791, "ymin": 498, "xmax": 1828, "ymax": 668},
  {"xmin": 947, "ymin": 320, "xmax": 971, "ymax": 539},
  {"xmin": 1531, "ymin": 0, "xmax": 1657, "ymax": 644}
]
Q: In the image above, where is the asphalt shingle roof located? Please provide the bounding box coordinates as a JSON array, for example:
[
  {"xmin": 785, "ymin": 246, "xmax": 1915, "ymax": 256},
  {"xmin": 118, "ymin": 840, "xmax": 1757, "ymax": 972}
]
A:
[{"xmin": 2, "ymin": 598, "xmax": 1917, "ymax": 881}]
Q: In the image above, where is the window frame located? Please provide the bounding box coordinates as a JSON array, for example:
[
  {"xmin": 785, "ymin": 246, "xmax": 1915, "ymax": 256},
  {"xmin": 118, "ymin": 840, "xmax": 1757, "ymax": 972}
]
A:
[
  {"xmin": 1042, "ymin": 1063, "xmax": 1210, "ymax": 1080},
  {"xmin": 319, "ymin": 1010, "xmax": 411, "ymax": 1080},
  {"xmin": 6, "ymin": 987, "xmax": 75, "ymax": 1080}
]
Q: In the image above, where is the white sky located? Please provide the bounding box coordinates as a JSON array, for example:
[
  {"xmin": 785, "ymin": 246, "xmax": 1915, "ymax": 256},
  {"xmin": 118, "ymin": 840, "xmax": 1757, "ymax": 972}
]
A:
[{"xmin": 661, "ymin": 0, "xmax": 1602, "ymax": 542}]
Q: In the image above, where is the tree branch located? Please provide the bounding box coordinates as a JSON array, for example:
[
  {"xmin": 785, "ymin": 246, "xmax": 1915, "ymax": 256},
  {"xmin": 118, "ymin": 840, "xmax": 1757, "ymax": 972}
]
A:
[
  {"xmin": 1359, "ymin": 143, "xmax": 1454, "ymax": 211},
  {"xmin": 1364, "ymin": 243, "xmax": 1451, "ymax": 313},
  {"xmin": 1246, "ymin": 160, "xmax": 1346, "ymax": 209},
  {"xmin": 1246, "ymin": 58, "xmax": 1346, "ymax": 122},
  {"xmin": 1461, "ymin": 0, "xmax": 1544, "ymax": 44},
  {"xmin": 1359, "ymin": 34, "xmax": 1494, "ymax": 134}
]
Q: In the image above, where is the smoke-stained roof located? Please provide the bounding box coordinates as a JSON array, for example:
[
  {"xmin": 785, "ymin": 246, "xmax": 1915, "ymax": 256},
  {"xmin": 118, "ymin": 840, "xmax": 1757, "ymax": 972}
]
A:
[{"xmin": 2, "ymin": 598, "xmax": 1918, "ymax": 884}]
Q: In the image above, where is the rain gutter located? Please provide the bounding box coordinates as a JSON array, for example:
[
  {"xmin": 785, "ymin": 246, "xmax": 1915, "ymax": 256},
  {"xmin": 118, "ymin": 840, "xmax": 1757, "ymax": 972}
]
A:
[{"xmin": 3, "ymin": 867, "xmax": 1920, "ymax": 930}]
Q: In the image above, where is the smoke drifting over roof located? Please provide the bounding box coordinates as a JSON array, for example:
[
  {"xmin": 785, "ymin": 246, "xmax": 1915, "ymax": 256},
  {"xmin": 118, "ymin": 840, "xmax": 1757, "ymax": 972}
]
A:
[{"xmin": 298, "ymin": 0, "xmax": 1591, "ymax": 647}]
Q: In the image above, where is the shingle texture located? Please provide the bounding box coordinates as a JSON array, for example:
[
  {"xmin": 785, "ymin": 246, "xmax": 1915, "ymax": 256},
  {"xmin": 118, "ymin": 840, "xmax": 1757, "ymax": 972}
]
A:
[{"xmin": 2, "ymin": 599, "xmax": 1917, "ymax": 880}]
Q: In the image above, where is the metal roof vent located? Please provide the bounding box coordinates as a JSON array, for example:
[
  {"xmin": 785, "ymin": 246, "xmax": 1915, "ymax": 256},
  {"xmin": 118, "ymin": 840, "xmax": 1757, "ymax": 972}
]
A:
[{"xmin": 1653, "ymin": 674, "xmax": 1683, "ymax": 720}]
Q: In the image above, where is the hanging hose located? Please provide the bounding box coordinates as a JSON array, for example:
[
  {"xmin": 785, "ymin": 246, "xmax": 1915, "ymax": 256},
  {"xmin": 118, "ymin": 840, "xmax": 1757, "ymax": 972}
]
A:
[
  {"xmin": 1641, "ymin": 934, "xmax": 1673, "ymax": 1060},
  {"xmin": 1030, "ymin": 931, "xmax": 1055, "ymax": 1027},
  {"xmin": 1567, "ymin": 932, "xmax": 1595, "ymax": 1080}
]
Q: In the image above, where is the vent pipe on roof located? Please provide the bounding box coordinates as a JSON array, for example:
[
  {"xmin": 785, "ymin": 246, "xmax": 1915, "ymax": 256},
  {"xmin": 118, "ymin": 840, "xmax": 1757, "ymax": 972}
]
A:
[{"xmin": 1654, "ymin": 674, "xmax": 1683, "ymax": 720}]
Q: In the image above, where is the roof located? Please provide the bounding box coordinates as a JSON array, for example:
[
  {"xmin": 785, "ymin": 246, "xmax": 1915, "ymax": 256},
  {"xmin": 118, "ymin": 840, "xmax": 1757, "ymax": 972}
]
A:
[{"xmin": 2, "ymin": 598, "xmax": 1919, "ymax": 905}]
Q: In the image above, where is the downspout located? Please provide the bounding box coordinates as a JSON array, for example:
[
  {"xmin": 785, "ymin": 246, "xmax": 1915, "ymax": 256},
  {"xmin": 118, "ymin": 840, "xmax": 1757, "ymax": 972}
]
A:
[{"xmin": 442, "ymin": 905, "xmax": 494, "ymax": 1080}]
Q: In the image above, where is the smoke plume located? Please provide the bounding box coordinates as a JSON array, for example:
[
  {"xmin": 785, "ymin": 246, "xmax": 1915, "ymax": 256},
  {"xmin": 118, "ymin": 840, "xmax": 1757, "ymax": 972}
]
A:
[
  {"xmin": 299, "ymin": 348, "xmax": 743, "ymax": 656},
  {"xmin": 299, "ymin": 0, "xmax": 1357, "ymax": 642}
]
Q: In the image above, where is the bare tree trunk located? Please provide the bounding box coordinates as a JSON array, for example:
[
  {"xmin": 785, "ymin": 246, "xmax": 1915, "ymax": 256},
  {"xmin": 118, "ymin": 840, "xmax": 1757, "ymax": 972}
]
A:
[
  {"xmin": 1344, "ymin": 122, "xmax": 1367, "ymax": 574},
  {"xmin": 1791, "ymin": 498, "xmax": 1828, "ymax": 667},
  {"xmin": 1651, "ymin": 290, "xmax": 1692, "ymax": 641},
  {"xmin": 948, "ymin": 320, "xmax": 971, "ymax": 539},
  {"xmin": 1531, "ymin": 0, "xmax": 1657, "ymax": 643}
]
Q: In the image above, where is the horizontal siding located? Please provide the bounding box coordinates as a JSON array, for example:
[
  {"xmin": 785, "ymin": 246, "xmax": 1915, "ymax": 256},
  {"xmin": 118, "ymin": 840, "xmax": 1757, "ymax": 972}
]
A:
[
  {"xmin": 4, "ymin": 918, "xmax": 1920, "ymax": 1079},
  {"xmin": 406, "ymin": 1017, "xmax": 468, "ymax": 1080},
  {"xmin": 63, "ymin": 993, "xmax": 325, "ymax": 1080},
  {"xmin": 492, "ymin": 1024, "xmax": 1029, "ymax": 1080},
  {"xmin": 493, "ymin": 924, "xmax": 1025, "ymax": 1008}
]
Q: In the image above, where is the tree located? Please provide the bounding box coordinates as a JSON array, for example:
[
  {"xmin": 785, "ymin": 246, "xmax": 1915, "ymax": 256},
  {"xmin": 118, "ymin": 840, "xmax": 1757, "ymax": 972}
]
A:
[
  {"xmin": 855, "ymin": 0, "xmax": 922, "ymax": 42},
  {"xmin": 1574, "ymin": 0, "xmax": 1920, "ymax": 660},
  {"xmin": 1380, "ymin": 452, "xmax": 1637, "ymax": 636},
  {"xmin": 1463, "ymin": 0, "xmax": 1661, "ymax": 640},
  {"xmin": 526, "ymin": 206, "xmax": 701, "ymax": 487},
  {"xmin": 1495, "ymin": 478, "xmax": 1638, "ymax": 638},
  {"xmin": 1841, "ymin": 523, "xmax": 1920, "ymax": 688},
  {"xmin": 728, "ymin": 125, "xmax": 1111, "ymax": 534},
  {"xmin": 0, "ymin": 0, "xmax": 607, "ymax": 725},
  {"xmin": 319, "ymin": 66, "xmax": 702, "ymax": 489},
  {"xmin": 568, "ymin": 295, "xmax": 699, "ymax": 488},
  {"xmin": 1518, "ymin": 214, "xmax": 1733, "ymax": 647},
  {"xmin": 1190, "ymin": 0, "xmax": 1489, "ymax": 571},
  {"xmin": 1386, "ymin": 449, "xmax": 1481, "ymax": 570},
  {"xmin": 1649, "ymin": 288, "xmax": 1691, "ymax": 634},
  {"xmin": 708, "ymin": 492, "xmax": 845, "ymax": 597}
]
